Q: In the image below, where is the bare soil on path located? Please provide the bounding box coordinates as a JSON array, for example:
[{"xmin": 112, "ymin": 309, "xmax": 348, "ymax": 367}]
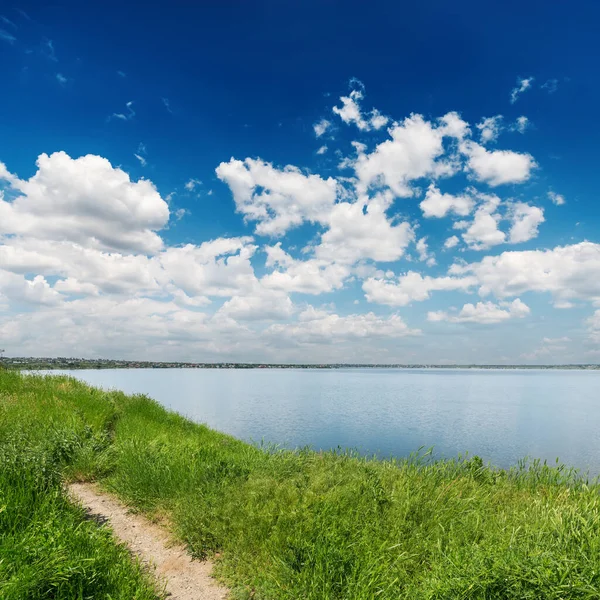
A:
[{"xmin": 68, "ymin": 483, "xmax": 229, "ymax": 600}]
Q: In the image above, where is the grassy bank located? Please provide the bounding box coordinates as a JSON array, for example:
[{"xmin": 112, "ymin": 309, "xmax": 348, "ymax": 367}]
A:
[{"xmin": 2, "ymin": 371, "xmax": 600, "ymax": 599}]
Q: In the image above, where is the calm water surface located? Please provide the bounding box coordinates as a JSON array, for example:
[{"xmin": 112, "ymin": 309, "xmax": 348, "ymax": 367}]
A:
[{"xmin": 49, "ymin": 368, "xmax": 600, "ymax": 473}]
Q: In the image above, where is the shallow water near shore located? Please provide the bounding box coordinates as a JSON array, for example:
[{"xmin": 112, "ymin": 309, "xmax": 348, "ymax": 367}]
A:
[{"xmin": 46, "ymin": 367, "xmax": 600, "ymax": 474}]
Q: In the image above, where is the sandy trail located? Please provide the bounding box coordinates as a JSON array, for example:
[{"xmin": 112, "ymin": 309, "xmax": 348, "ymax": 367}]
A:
[{"xmin": 68, "ymin": 482, "xmax": 228, "ymax": 600}]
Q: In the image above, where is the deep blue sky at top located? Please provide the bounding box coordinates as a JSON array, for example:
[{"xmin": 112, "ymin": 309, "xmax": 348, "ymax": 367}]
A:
[{"xmin": 1, "ymin": 0, "xmax": 599, "ymax": 247}]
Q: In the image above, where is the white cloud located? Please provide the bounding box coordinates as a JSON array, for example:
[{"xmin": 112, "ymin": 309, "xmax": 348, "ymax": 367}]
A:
[
  {"xmin": 316, "ymin": 145, "xmax": 328, "ymax": 155},
  {"xmin": 450, "ymin": 242, "xmax": 600, "ymax": 307},
  {"xmin": 162, "ymin": 97, "xmax": 173, "ymax": 114},
  {"xmin": 415, "ymin": 237, "xmax": 436, "ymax": 267},
  {"xmin": 262, "ymin": 244, "xmax": 350, "ymax": 294},
  {"xmin": 0, "ymin": 270, "xmax": 63, "ymax": 306},
  {"xmin": 428, "ymin": 298, "xmax": 530, "ymax": 324},
  {"xmin": 266, "ymin": 306, "xmax": 420, "ymax": 343},
  {"xmin": 185, "ymin": 178, "xmax": 202, "ymax": 191},
  {"xmin": 314, "ymin": 119, "xmax": 331, "ymax": 137},
  {"xmin": 588, "ymin": 311, "xmax": 600, "ymax": 344},
  {"xmin": 548, "ymin": 191, "xmax": 565, "ymax": 206},
  {"xmin": 444, "ymin": 235, "xmax": 460, "ymax": 250},
  {"xmin": 56, "ymin": 73, "xmax": 68, "ymax": 85},
  {"xmin": 369, "ymin": 109, "xmax": 389, "ymax": 130},
  {"xmin": 461, "ymin": 140, "xmax": 537, "ymax": 186},
  {"xmin": 216, "ymin": 158, "xmax": 338, "ymax": 236},
  {"xmin": 0, "ymin": 152, "xmax": 169, "ymax": 254},
  {"xmin": 420, "ymin": 184, "xmax": 474, "ymax": 218},
  {"xmin": 333, "ymin": 89, "xmax": 370, "ymax": 130},
  {"xmin": 460, "ymin": 192, "xmax": 506, "ymax": 250},
  {"xmin": 218, "ymin": 289, "xmax": 294, "ymax": 322},
  {"xmin": 476, "ymin": 115, "xmax": 503, "ymax": 143},
  {"xmin": 354, "ymin": 112, "xmax": 468, "ymax": 197},
  {"xmin": 510, "ymin": 76, "xmax": 534, "ymax": 104},
  {"xmin": 315, "ymin": 192, "xmax": 414, "ymax": 263},
  {"xmin": 363, "ymin": 271, "xmax": 476, "ymax": 306},
  {"xmin": 512, "ymin": 116, "xmax": 530, "ymax": 134},
  {"xmin": 508, "ymin": 202, "xmax": 544, "ymax": 244},
  {"xmin": 134, "ymin": 154, "xmax": 147, "ymax": 167}
]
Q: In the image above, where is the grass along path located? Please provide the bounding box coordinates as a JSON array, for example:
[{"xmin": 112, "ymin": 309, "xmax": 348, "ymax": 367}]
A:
[
  {"xmin": 68, "ymin": 482, "xmax": 227, "ymax": 600},
  {"xmin": 2, "ymin": 370, "xmax": 600, "ymax": 599}
]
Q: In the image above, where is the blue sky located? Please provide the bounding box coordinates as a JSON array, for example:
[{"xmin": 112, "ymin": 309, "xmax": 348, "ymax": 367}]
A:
[{"xmin": 1, "ymin": 0, "xmax": 600, "ymax": 363}]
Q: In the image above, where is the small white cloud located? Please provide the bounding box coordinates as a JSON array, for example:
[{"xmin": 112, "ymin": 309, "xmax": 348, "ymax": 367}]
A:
[
  {"xmin": 134, "ymin": 143, "xmax": 147, "ymax": 166},
  {"xmin": 316, "ymin": 145, "xmax": 328, "ymax": 155},
  {"xmin": 184, "ymin": 178, "xmax": 202, "ymax": 192},
  {"xmin": 512, "ymin": 116, "xmax": 530, "ymax": 134},
  {"xmin": 56, "ymin": 73, "xmax": 68, "ymax": 85},
  {"xmin": 174, "ymin": 208, "xmax": 189, "ymax": 220},
  {"xmin": 109, "ymin": 101, "xmax": 135, "ymax": 122},
  {"xmin": 314, "ymin": 119, "xmax": 331, "ymax": 138},
  {"xmin": 416, "ymin": 237, "xmax": 436, "ymax": 267},
  {"xmin": 541, "ymin": 79, "xmax": 558, "ymax": 94},
  {"xmin": 510, "ymin": 76, "xmax": 534, "ymax": 104},
  {"xmin": 477, "ymin": 115, "xmax": 503, "ymax": 143},
  {"xmin": 444, "ymin": 235, "xmax": 460, "ymax": 250},
  {"xmin": 162, "ymin": 97, "xmax": 173, "ymax": 114},
  {"xmin": 333, "ymin": 88, "xmax": 370, "ymax": 130},
  {"xmin": 548, "ymin": 190, "xmax": 565, "ymax": 206},
  {"xmin": 369, "ymin": 109, "xmax": 389, "ymax": 130}
]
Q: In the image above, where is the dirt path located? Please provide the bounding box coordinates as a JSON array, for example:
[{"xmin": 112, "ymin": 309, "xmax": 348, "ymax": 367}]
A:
[{"xmin": 68, "ymin": 483, "xmax": 228, "ymax": 600}]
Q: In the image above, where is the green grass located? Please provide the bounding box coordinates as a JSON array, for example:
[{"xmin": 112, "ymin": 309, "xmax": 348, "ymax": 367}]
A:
[{"xmin": 2, "ymin": 370, "xmax": 600, "ymax": 599}]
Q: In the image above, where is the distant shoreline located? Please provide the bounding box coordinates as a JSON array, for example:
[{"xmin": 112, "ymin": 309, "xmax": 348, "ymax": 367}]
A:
[{"xmin": 3, "ymin": 357, "xmax": 600, "ymax": 370}]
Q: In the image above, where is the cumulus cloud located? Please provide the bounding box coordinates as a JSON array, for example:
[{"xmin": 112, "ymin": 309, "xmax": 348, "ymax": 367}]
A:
[
  {"xmin": 315, "ymin": 192, "xmax": 414, "ymax": 263},
  {"xmin": 266, "ymin": 306, "xmax": 420, "ymax": 343},
  {"xmin": 216, "ymin": 158, "xmax": 338, "ymax": 236},
  {"xmin": 459, "ymin": 192, "xmax": 506, "ymax": 250},
  {"xmin": 316, "ymin": 145, "xmax": 328, "ymax": 155},
  {"xmin": 0, "ymin": 152, "xmax": 169, "ymax": 254},
  {"xmin": 450, "ymin": 242, "xmax": 600, "ymax": 307},
  {"xmin": 415, "ymin": 237, "xmax": 436, "ymax": 267},
  {"xmin": 510, "ymin": 76, "xmax": 534, "ymax": 104},
  {"xmin": 333, "ymin": 89, "xmax": 370, "ymax": 130},
  {"xmin": 354, "ymin": 112, "xmax": 468, "ymax": 197},
  {"xmin": 444, "ymin": 235, "xmax": 460, "ymax": 250},
  {"xmin": 477, "ymin": 115, "xmax": 503, "ymax": 143},
  {"xmin": 363, "ymin": 271, "xmax": 476, "ymax": 307},
  {"xmin": 508, "ymin": 202, "xmax": 545, "ymax": 244},
  {"xmin": 461, "ymin": 140, "xmax": 537, "ymax": 186},
  {"xmin": 262, "ymin": 244, "xmax": 350, "ymax": 294},
  {"xmin": 428, "ymin": 298, "xmax": 530, "ymax": 324},
  {"xmin": 420, "ymin": 184, "xmax": 474, "ymax": 218}
]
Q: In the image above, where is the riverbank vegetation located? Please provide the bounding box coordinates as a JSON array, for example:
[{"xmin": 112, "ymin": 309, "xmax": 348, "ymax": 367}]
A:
[{"xmin": 2, "ymin": 371, "xmax": 600, "ymax": 599}]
